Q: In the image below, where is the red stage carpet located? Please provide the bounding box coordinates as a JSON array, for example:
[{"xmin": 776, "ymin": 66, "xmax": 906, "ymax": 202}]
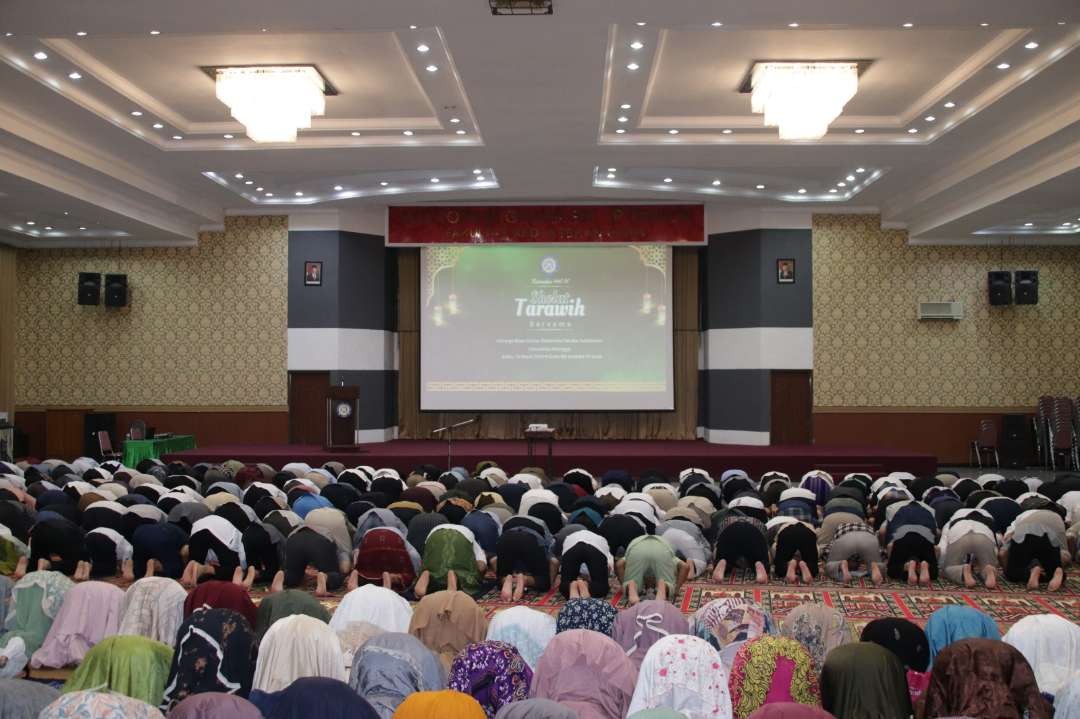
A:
[{"xmin": 163, "ymin": 439, "xmax": 937, "ymax": 477}]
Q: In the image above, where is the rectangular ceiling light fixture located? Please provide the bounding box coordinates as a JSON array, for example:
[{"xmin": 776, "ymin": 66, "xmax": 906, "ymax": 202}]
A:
[
  {"xmin": 489, "ymin": 0, "xmax": 553, "ymax": 15},
  {"xmin": 749, "ymin": 61, "xmax": 860, "ymax": 140},
  {"xmin": 213, "ymin": 65, "xmax": 328, "ymax": 143}
]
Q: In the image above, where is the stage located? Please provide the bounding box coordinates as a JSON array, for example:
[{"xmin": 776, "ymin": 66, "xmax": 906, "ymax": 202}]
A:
[{"xmin": 162, "ymin": 439, "xmax": 937, "ymax": 477}]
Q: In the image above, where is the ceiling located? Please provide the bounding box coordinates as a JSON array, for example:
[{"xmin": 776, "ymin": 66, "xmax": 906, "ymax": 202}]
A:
[{"xmin": 0, "ymin": 0, "xmax": 1078, "ymax": 246}]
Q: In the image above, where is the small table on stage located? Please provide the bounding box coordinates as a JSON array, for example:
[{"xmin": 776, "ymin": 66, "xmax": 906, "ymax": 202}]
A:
[
  {"xmin": 123, "ymin": 434, "xmax": 197, "ymax": 466},
  {"xmin": 524, "ymin": 428, "xmax": 556, "ymax": 476}
]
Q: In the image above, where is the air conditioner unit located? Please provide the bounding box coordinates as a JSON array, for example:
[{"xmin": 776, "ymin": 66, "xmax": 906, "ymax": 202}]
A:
[{"xmin": 917, "ymin": 301, "xmax": 963, "ymax": 320}]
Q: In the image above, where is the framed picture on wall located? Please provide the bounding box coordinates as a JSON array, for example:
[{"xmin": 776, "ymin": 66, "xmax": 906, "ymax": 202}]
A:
[
  {"xmin": 304, "ymin": 261, "xmax": 323, "ymax": 286},
  {"xmin": 777, "ymin": 258, "xmax": 795, "ymax": 284}
]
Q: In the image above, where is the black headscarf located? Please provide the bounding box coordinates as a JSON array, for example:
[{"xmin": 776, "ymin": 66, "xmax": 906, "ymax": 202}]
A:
[
  {"xmin": 860, "ymin": 617, "xmax": 930, "ymax": 672},
  {"xmin": 161, "ymin": 608, "xmax": 258, "ymax": 710}
]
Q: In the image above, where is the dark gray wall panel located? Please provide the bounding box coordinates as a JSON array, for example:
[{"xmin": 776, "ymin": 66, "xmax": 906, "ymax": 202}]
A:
[
  {"xmin": 703, "ymin": 230, "xmax": 762, "ymax": 330},
  {"xmin": 703, "ymin": 369, "xmax": 770, "ymax": 431},
  {"xmin": 288, "ymin": 231, "xmax": 340, "ymax": 328},
  {"xmin": 329, "ymin": 370, "xmax": 398, "ymax": 429},
  {"xmin": 757, "ymin": 229, "xmax": 812, "ymax": 327},
  {"xmin": 338, "ymin": 232, "xmax": 391, "ymax": 330}
]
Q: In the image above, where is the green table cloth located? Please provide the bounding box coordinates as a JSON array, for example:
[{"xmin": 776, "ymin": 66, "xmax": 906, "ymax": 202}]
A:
[{"xmin": 122, "ymin": 434, "xmax": 196, "ymax": 466}]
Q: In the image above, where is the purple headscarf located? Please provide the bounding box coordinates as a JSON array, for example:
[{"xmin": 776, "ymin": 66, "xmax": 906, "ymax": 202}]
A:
[
  {"xmin": 611, "ymin": 599, "xmax": 689, "ymax": 673},
  {"xmin": 449, "ymin": 641, "xmax": 533, "ymax": 718}
]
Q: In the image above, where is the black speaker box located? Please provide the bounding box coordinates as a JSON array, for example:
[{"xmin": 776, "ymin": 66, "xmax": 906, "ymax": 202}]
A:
[
  {"xmin": 988, "ymin": 271, "xmax": 1013, "ymax": 306},
  {"xmin": 1015, "ymin": 270, "xmax": 1039, "ymax": 305},
  {"xmin": 105, "ymin": 274, "xmax": 128, "ymax": 307},
  {"xmin": 78, "ymin": 272, "xmax": 101, "ymax": 305}
]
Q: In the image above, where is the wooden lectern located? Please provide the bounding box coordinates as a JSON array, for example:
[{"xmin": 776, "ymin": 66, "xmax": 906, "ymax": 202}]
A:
[{"xmin": 325, "ymin": 386, "xmax": 359, "ymax": 449}]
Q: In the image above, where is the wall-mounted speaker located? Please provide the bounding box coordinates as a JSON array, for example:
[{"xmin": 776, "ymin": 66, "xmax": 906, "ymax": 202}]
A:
[
  {"xmin": 104, "ymin": 274, "xmax": 128, "ymax": 307},
  {"xmin": 988, "ymin": 271, "xmax": 1013, "ymax": 306},
  {"xmin": 1015, "ymin": 270, "xmax": 1039, "ymax": 305},
  {"xmin": 77, "ymin": 272, "xmax": 101, "ymax": 305}
]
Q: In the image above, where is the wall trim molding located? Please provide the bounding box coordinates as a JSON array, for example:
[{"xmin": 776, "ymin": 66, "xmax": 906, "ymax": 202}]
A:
[
  {"xmin": 814, "ymin": 406, "xmax": 1033, "ymax": 414},
  {"xmin": 702, "ymin": 428, "xmax": 770, "ymax": 446},
  {"xmin": 15, "ymin": 405, "xmax": 288, "ymax": 413}
]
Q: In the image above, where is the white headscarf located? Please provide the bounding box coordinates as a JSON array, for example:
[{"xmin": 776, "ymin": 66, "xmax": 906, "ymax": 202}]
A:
[
  {"xmin": 118, "ymin": 577, "xmax": 188, "ymax": 645},
  {"xmin": 508, "ymin": 473, "xmax": 542, "ymax": 490},
  {"xmin": 486, "ymin": 606, "xmax": 556, "ymax": 669},
  {"xmin": 519, "ymin": 489, "xmax": 561, "ymax": 517},
  {"xmin": 329, "ymin": 585, "xmax": 413, "ymax": 634},
  {"xmin": 627, "ymin": 634, "xmax": 733, "ymax": 719},
  {"xmin": 1002, "ymin": 614, "xmax": 1080, "ymax": 696},
  {"xmin": 252, "ymin": 614, "xmax": 345, "ymax": 692}
]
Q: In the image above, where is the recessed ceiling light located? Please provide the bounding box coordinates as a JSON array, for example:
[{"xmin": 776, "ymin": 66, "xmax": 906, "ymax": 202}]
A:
[
  {"xmin": 829, "ymin": 188, "xmax": 838, "ymax": 193},
  {"xmin": 425, "ymin": 64, "xmax": 438, "ymax": 72},
  {"xmin": 351, "ymin": 131, "xmax": 361, "ymax": 136},
  {"xmin": 607, "ymin": 167, "xmax": 617, "ymax": 172},
  {"xmin": 854, "ymin": 128, "xmax": 865, "ymax": 134},
  {"xmin": 78, "ymin": 226, "xmax": 86, "ymax": 230},
  {"xmin": 255, "ymin": 186, "xmax": 263, "ymax": 191},
  {"xmin": 980, "ymin": 22, "xmax": 989, "ymax": 27},
  {"xmin": 711, "ymin": 22, "xmax": 723, "ymax": 27},
  {"xmin": 797, "ymin": 188, "xmax": 807, "ymax": 194},
  {"xmin": 33, "ymin": 51, "xmax": 47, "ymax": 60},
  {"xmin": 1023, "ymin": 222, "xmax": 1035, "ymax": 226},
  {"xmin": 63, "ymin": 211, "xmax": 69, "ymax": 215},
  {"xmin": 476, "ymin": 176, "xmax": 486, "ymax": 182},
  {"xmin": 855, "ymin": 167, "xmax": 866, "ymax": 173},
  {"xmin": 455, "ymin": 129, "xmax": 466, "ymax": 135},
  {"xmin": 473, "ymin": 169, "xmax": 483, "ymax": 174},
  {"xmin": 4, "ymin": 33, "xmax": 12, "ymax": 37},
  {"xmin": 416, "ymin": 44, "xmax": 430, "ymax": 52},
  {"xmin": 635, "ymin": 22, "xmax": 646, "ymax": 27},
  {"xmin": 380, "ymin": 181, "xmax": 389, "ymax": 186},
  {"xmin": 149, "ymin": 30, "xmax": 160, "ymax": 35},
  {"xmin": 130, "ymin": 110, "xmax": 143, "ymax": 117},
  {"xmin": 907, "ymin": 128, "xmax": 919, "ymax": 133},
  {"xmin": 721, "ymin": 129, "xmax": 733, "ymax": 135},
  {"xmin": 606, "ymin": 173, "xmax": 615, "ymax": 179},
  {"xmin": 788, "ymin": 23, "xmax": 799, "ymax": 28},
  {"xmin": 223, "ymin": 134, "xmax": 234, "ymax": 139},
  {"xmin": 234, "ymin": 173, "xmax": 244, "ymax": 179},
  {"xmin": 626, "ymin": 62, "xmax": 640, "ymax": 70},
  {"xmin": 265, "ymin": 192, "xmax": 274, "ymax": 197},
  {"xmin": 616, "ymin": 128, "xmax": 626, "ymax": 134},
  {"xmin": 450, "ymin": 117, "xmax": 461, "ymax": 123},
  {"xmin": 837, "ymin": 181, "xmax": 847, "ymax": 187},
  {"xmin": 902, "ymin": 22, "xmax": 914, "ymax": 28},
  {"xmin": 944, "ymin": 101, "xmax": 956, "ymax": 108},
  {"xmin": 663, "ymin": 177, "xmax": 673, "ymax": 183},
  {"xmin": 152, "ymin": 122, "xmax": 163, "ymax": 129},
  {"xmin": 333, "ymin": 185, "xmax": 343, "ymax": 191},
  {"xmin": 755, "ymin": 184, "xmax": 766, "ymax": 190},
  {"xmin": 172, "ymin": 135, "xmax": 182, "ymax": 140},
  {"xmin": 620, "ymin": 103, "xmax": 631, "ymax": 110},
  {"xmin": 295, "ymin": 191, "xmax": 303, "ymax": 196},
  {"xmin": 846, "ymin": 175, "xmax": 855, "ymax": 181},
  {"xmin": 409, "ymin": 25, "xmax": 418, "ymax": 30},
  {"xmin": 430, "ymin": 177, "xmax": 440, "ymax": 183},
  {"xmin": 68, "ymin": 71, "xmax": 81, "ymax": 79},
  {"xmin": 44, "ymin": 226, "xmax": 52, "ymax": 230},
  {"xmin": 925, "ymin": 115, "xmax": 936, "ymax": 122},
  {"xmin": 996, "ymin": 62, "xmax": 1011, "ymax": 69},
  {"xmin": 668, "ymin": 129, "xmax": 679, "ymax": 134},
  {"xmin": 1025, "ymin": 41, "xmax": 1039, "ymax": 49},
  {"xmin": 712, "ymin": 179, "xmax": 721, "ymax": 186},
  {"xmin": 403, "ymin": 130, "xmax": 414, "ymax": 136},
  {"xmin": 76, "ymin": 31, "xmax": 87, "ymax": 36},
  {"xmin": 261, "ymin": 28, "xmax": 268, "ymax": 32},
  {"xmin": 630, "ymin": 41, "xmax": 644, "ymax": 50},
  {"xmin": 245, "ymin": 180, "xmax": 253, "ymax": 185},
  {"xmin": 1058, "ymin": 21, "xmax": 1066, "ymax": 25},
  {"xmin": 617, "ymin": 116, "xmax": 629, "ymax": 123},
  {"xmin": 26, "ymin": 221, "xmax": 35, "ymax": 226}
]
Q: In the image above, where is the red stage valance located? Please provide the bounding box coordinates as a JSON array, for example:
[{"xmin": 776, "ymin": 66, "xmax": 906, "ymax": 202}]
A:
[{"xmin": 387, "ymin": 205, "xmax": 704, "ymax": 245}]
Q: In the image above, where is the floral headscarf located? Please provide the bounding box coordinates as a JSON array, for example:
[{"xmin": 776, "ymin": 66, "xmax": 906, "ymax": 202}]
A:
[
  {"xmin": 626, "ymin": 634, "xmax": 733, "ymax": 719},
  {"xmin": 691, "ymin": 599, "xmax": 775, "ymax": 650},
  {"xmin": 449, "ymin": 641, "xmax": 533, "ymax": 718},
  {"xmin": 779, "ymin": 604, "xmax": 853, "ymax": 670},
  {"xmin": 556, "ymin": 598, "xmax": 617, "ymax": 637},
  {"xmin": 40, "ymin": 690, "xmax": 164, "ymax": 719},
  {"xmin": 728, "ymin": 636, "xmax": 820, "ymax": 719}
]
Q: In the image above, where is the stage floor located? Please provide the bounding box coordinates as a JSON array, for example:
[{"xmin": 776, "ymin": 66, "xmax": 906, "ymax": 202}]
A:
[{"xmin": 163, "ymin": 438, "xmax": 937, "ymax": 477}]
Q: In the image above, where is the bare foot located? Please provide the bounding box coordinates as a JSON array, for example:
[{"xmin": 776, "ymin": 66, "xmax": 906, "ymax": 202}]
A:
[
  {"xmin": 569, "ymin": 579, "xmax": 581, "ymax": 599},
  {"xmin": 870, "ymin": 563, "xmax": 883, "ymax": 585},
  {"xmin": 382, "ymin": 571, "xmax": 394, "ymax": 590},
  {"xmin": 314, "ymin": 572, "xmax": 331, "ymax": 597},
  {"xmin": 414, "ymin": 571, "xmax": 430, "ymax": 598},
  {"xmin": 578, "ymin": 579, "xmax": 592, "ymax": 598},
  {"xmin": 983, "ymin": 565, "xmax": 997, "ymax": 590},
  {"xmin": 919, "ymin": 561, "xmax": 932, "ymax": 587},
  {"xmin": 626, "ymin": 580, "xmax": 640, "ymax": 606},
  {"xmin": 799, "ymin": 561, "xmax": 813, "ymax": 584},
  {"xmin": 347, "ymin": 570, "xmax": 359, "ymax": 592},
  {"xmin": 182, "ymin": 560, "xmax": 200, "ymax": 588},
  {"xmin": 37, "ymin": 558, "xmax": 50, "ymax": 572},
  {"xmin": 13, "ymin": 556, "xmax": 27, "ymax": 580},
  {"xmin": 446, "ymin": 570, "xmax": 458, "ymax": 593},
  {"xmin": 784, "ymin": 559, "xmax": 798, "ymax": 585},
  {"xmin": 1028, "ymin": 565, "xmax": 1043, "ymax": 590},
  {"xmin": 232, "ymin": 566, "xmax": 244, "ymax": 585},
  {"xmin": 711, "ymin": 559, "xmax": 726, "ymax": 583},
  {"xmin": 962, "ymin": 563, "xmax": 976, "ymax": 588},
  {"xmin": 840, "ymin": 560, "xmax": 851, "ymax": 584},
  {"xmin": 74, "ymin": 560, "xmax": 89, "ymax": 581},
  {"xmin": 243, "ymin": 566, "xmax": 256, "ymax": 590},
  {"xmin": 269, "ymin": 570, "xmax": 285, "ymax": 594},
  {"xmin": 657, "ymin": 580, "xmax": 668, "ymax": 602},
  {"xmin": 906, "ymin": 560, "xmax": 918, "ymax": 586},
  {"xmin": 1048, "ymin": 567, "xmax": 1065, "ymax": 592},
  {"xmin": 145, "ymin": 559, "xmax": 160, "ymax": 579},
  {"xmin": 501, "ymin": 575, "xmax": 514, "ymax": 602},
  {"xmin": 121, "ymin": 559, "xmax": 135, "ymax": 582},
  {"xmin": 754, "ymin": 561, "xmax": 768, "ymax": 584},
  {"xmin": 512, "ymin": 573, "xmax": 525, "ymax": 601}
]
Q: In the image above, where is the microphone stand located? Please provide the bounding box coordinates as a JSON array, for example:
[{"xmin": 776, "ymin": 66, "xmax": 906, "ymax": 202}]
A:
[{"xmin": 432, "ymin": 417, "xmax": 477, "ymax": 468}]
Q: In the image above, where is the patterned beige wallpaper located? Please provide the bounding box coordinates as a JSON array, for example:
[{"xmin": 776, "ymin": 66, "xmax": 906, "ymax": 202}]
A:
[
  {"xmin": 813, "ymin": 214, "xmax": 1080, "ymax": 408},
  {"xmin": 15, "ymin": 215, "xmax": 288, "ymax": 407}
]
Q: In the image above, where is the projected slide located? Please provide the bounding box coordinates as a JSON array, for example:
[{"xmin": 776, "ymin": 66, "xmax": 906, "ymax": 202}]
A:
[{"xmin": 420, "ymin": 245, "xmax": 674, "ymax": 411}]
